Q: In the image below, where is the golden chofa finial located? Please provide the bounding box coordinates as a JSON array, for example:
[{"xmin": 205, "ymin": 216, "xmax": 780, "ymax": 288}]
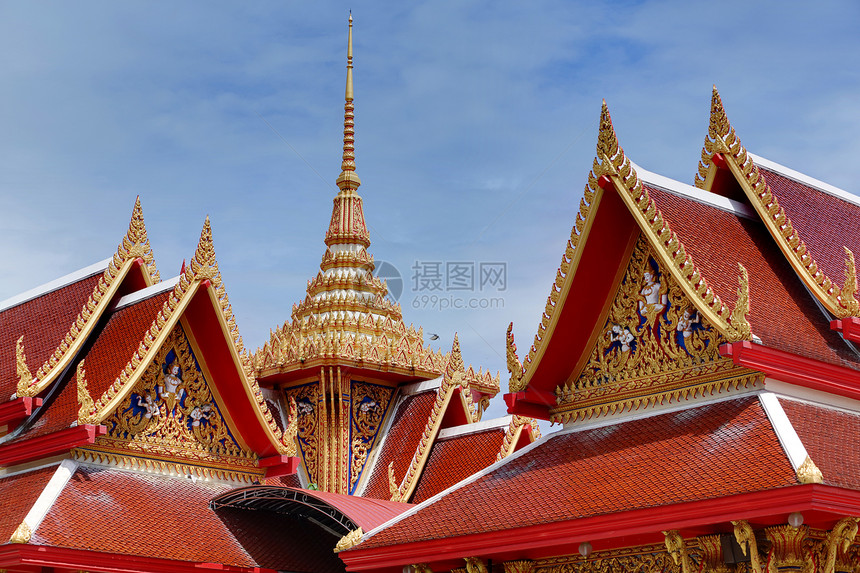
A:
[{"xmin": 337, "ymin": 13, "xmax": 362, "ymax": 193}]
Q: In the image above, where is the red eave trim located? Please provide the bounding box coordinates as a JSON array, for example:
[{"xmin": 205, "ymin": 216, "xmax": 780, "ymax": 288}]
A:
[
  {"xmin": 259, "ymin": 455, "xmax": 301, "ymax": 478},
  {"xmin": 0, "ymin": 424, "xmax": 106, "ymax": 467},
  {"xmin": 831, "ymin": 318, "xmax": 860, "ymax": 344},
  {"xmin": 0, "ymin": 544, "xmax": 276, "ymax": 573},
  {"xmin": 341, "ymin": 485, "xmax": 860, "ymax": 571},
  {"xmin": 503, "ymin": 388, "xmax": 556, "ymax": 420},
  {"xmin": 720, "ymin": 340, "xmax": 860, "ymax": 400},
  {"xmin": 0, "ymin": 397, "xmax": 43, "ymax": 430}
]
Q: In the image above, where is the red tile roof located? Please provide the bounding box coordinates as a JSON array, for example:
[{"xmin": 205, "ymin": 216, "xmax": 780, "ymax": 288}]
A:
[
  {"xmin": 33, "ymin": 466, "xmax": 344, "ymax": 572},
  {"xmin": 757, "ymin": 167, "xmax": 860, "ymax": 285},
  {"xmin": 779, "ymin": 398, "xmax": 860, "ymax": 490},
  {"xmin": 357, "ymin": 396, "xmax": 796, "ymax": 549},
  {"xmin": 0, "ymin": 274, "xmax": 102, "ymax": 400},
  {"xmin": 410, "ymin": 428, "xmax": 505, "ymax": 504},
  {"xmin": 362, "ymin": 391, "xmax": 436, "ymax": 500},
  {"xmin": 648, "ymin": 186, "xmax": 860, "ymax": 370},
  {"xmin": 0, "ymin": 465, "xmax": 55, "ymax": 542},
  {"xmin": 286, "ymin": 488, "xmax": 412, "ymax": 531},
  {"xmin": 20, "ymin": 292, "xmax": 170, "ymax": 439}
]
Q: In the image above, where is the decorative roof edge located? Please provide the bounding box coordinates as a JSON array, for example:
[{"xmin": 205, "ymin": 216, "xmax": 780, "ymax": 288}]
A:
[
  {"xmin": 14, "ymin": 198, "xmax": 161, "ymax": 400},
  {"xmin": 495, "ymin": 415, "xmax": 539, "ymax": 462},
  {"xmin": 0, "ymin": 258, "xmax": 109, "ymax": 313},
  {"xmin": 758, "ymin": 392, "xmax": 822, "ymax": 484},
  {"xmin": 694, "ymin": 86, "xmax": 859, "ymax": 318},
  {"xmin": 7, "ymin": 459, "xmax": 77, "ymax": 544},
  {"xmin": 390, "ymin": 334, "xmax": 477, "ymax": 502},
  {"xmin": 746, "ymin": 152, "xmax": 860, "ymax": 209},
  {"xmin": 508, "ymin": 100, "xmax": 753, "ymax": 395},
  {"xmin": 75, "ymin": 217, "xmax": 297, "ymax": 457}
]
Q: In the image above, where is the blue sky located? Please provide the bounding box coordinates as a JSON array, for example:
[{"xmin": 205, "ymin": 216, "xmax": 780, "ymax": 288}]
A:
[{"xmin": 1, "ymin": 1, "xmax": 858, "ymax": 422}]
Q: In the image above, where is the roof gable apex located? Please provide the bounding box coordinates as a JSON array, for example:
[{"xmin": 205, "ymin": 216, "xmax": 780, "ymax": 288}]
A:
[{"xmin": 693, "ymin": 86, "xmax": 859, "ymax": 319}]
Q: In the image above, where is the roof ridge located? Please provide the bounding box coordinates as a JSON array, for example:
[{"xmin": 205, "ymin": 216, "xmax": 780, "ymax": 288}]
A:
[
  {"xmin": 631, "ymin": 162, "xmax": 755, "ymax": 220},
  {"xmin": 437, "ymin": 415, "xmax": 513, "ymax": 439},
  {"xmin": 748, "ymin": 152, "xmax": 860, "ymax": 208},
  {"xmin": 694, "ymin": 86, "xmax": 860, "ymax": 319},
  {"xmin": 0, "ymin": 258, "xmax": 110, "ymax": 313},
  {"xmin": 112, "ymin": 276, "xmax": 180, "ymax": 311}
]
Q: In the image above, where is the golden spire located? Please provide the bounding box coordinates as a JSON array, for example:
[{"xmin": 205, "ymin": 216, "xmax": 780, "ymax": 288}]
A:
[{"xmin": 336, "ymin": 13, "xmax": 361, "ymax": 194}]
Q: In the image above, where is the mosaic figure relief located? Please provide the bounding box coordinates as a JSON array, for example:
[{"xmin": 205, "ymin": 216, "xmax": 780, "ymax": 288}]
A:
[
  {"xmin": 573, "ymin": 236, "xmax": 726, "ymax": 390},
  {"xmin": 102, "ymin": 326, "xmax": 252, "ymax": 467},
  {"xmin": 349, "ymin": 381, "xmax": 394, "ymax": 493}
]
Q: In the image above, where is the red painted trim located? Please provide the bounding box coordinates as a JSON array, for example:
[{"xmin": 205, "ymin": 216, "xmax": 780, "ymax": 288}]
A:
[
  {"xmin": 0, "ymin": 397, "xmax": 42, "ymax": 429},
  {"xmin": 712, "ymin": 152, "xmax": 728, "ymax": 169},
  {"xmin": 0, "ymin": 543, "xmax": 276, "ymax": 573},
  {"xmin": 0, "ymin": 424, "xmax": 106, "ymax": 467},
  {"xmin": 831, "ymin": 317, "xmax": 860, "ymax": 344},
  {"xmin": 720, "ymin": 341, "xmax": 860, "ymax": 400},
  {"xmin": 504, "ymin": 388, "xmax": 556, "ymax": 420},
  {"xmin": 259, "ymin": 455, "xmax": 300, "ymax": 478},
  {"xmin": 341, "ymin": 485, "xmax": 860, "ymax": 571}
]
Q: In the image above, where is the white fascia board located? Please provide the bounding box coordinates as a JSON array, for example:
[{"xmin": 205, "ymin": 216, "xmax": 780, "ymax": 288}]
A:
[
  {"xmin": 759, "ymin": 392, "xmax": 808, "ymax": 470},
  {"xmin": 400, "ymin": 377, "xmax": 442, "ymax": 396},
  {"xmin": 749, "ymin": 152, "xmax": 860, "ymax": 208},
  {"xmin": 631, "ymin": 162, "xmax": 755, "ymax": 219},
  {"xmin": 113, "ymin": 276, "xmax": 180, "ymax": 310},
  {"xmin": 21, "ymin": 459, "xmax": 78, "ymax": 536},
  {"xmin": 0, "ymin": 259, "xmax": 110, "ymax": 312},
  {"xmin": 437, "ymin": 415, "xmax": 512, "ymax": 440}
]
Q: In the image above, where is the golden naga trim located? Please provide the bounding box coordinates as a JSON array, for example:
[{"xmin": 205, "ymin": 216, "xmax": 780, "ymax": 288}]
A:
[
  {"xmin": 76, "ymin": 360, "xmax": 100, "ymax": 425},
  {"xmin": 334, "ymin": 527, "xmax": 363, "ymax": 553},
  {"xmin": 15, "ymin": 336, "xmax": 34, "ymax": 398},
  {"xmin": 9, "ymin": 521, "xmax": 31, "ymax": 544},
  {"xmin": 663, "ymin": 530, "xmax": 693, "ymax": 573},
  {"xmin": 695, "ymin": 86, "xmax": 859, "ymax": 318},
  {"xmin": 496, "ymin": 415, "xmax": 538, "ymax": 461},
  {"xmin": 822, "ymin": 517, "xmax": 860, "ymax": 573},
  {"xmin": 797, "ymin": 455, "xmax": 824, "ymax": 484},
  {"xmin": 73, "ymin": 447, "xmax": 264, "ymax": 484},
  {"xmin": 506, "ymin": 322, "xmax": 525, "ymax": 393},
  {"xmin": 594, "ymin": 101, "xmax": 752, "ymax": 343},
  {"xmin": 76, "ymin": 217, "xmax": 295, "ymax": 457},
  {"xmin": 390, "ymin": 334, "xmax": 474, "ymax": 502},
  {"xmin": 16, "ymin": 198, "xmax": 160, "ymax": 399},
  {"xmin": 732, "ymin": 520, "xmax": 763, "ymax": 573}
]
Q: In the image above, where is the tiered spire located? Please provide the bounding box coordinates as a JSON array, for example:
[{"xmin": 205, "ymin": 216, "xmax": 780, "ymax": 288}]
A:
[{"xmin": 254, "ymin": 14, "xmax": 449, "ymax": 380}]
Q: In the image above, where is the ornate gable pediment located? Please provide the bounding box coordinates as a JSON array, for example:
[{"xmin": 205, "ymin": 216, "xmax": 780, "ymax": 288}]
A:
[
  {"xmin": 77, "ymin": 324, "xmax": 261, "ymax": 482},
  {"xmin": 552, "ymin": 235, "xmax": 760, "ymax": 424}
]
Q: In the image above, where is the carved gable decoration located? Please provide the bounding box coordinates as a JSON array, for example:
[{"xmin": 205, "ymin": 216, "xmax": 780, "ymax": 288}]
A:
[
  {"xmin": 87, "ymin": 325, "xmax": 259, "ymax": 479},
  {"xmin": 284, "ymin": 379, "xmax": 394, "ymax": 492},
  {"xmin": 287, "ymin": 382, "xmax": 320, "ymax": 483},
  {"xmin": 349, "ymin": 381, "xmax": 394, "ymax": 494},
  {"xmin": 553, "ymin": 235, "xmax": 760, "ymax": 424}
]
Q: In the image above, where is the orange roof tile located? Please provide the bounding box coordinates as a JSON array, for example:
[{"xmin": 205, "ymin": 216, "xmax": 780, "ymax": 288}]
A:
[
  {"xmin": 410, "ymin": 428, "xmax": 504, "ymax": 504},
  {"xmin": 357, "ymin": 396, "xmax": 796, "ymax": 549},
  {"xmin": 20, "ymin": 291, "xmax": 170, "ymax": 440},
  {"xmin": 779, "ymin": 398, "xmax": 860, "ymax": 490},
  {"xmin": 0, "ymin": 274, "xmax": 102, "ymax": 400},
  {"xmin": 0, "ymin": 465, "xmax": 55, "ymax": 541},
  {"xmin": 33, "ymin": 466, "xmax": 343, "ymax": 572},
  {"xmin": 756, "ymin": 166, "xmax": 860, "ymax": 287},
  {"xmin": 362, "ymin": 391, "xmax": 436, "ymax": 500},
  {"xmin": 648, "ymin": 186, "xmax": 860, "ymax": 369}
]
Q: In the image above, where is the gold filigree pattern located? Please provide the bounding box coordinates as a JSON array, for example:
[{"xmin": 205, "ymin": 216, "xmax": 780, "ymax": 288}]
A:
[
  {"xmin": 76, "ymin": 361, "xmax": 99, "ymax": 425},
  {"xmin": 287, "ymin": 382, "xmax": 320, "ymax": 484},
  {"xmin": 99, "ymin": 326, "xmax": 254, "ymax": 469},
  {"xmin": 392, "ymin": 335, "xmax": 475, "ymax": 502},
  {"xmin": 9, "ymin": 521, "xmax": 31, "ymax": 544},
  {"xmin": 823, "ymin": 518, "xmax": 860, "ymax": 573},
  {"xmin": 504, "ymin": 561, "xmax": 535, "ymax": 573},
  {"xmin": 515, "ymin": 100, "xmax": 753, "ymax": 400},
  {"xmin": 552, "ymin": 236, "xmax": 758, "ymax": 423},
  {"xmin": 797, "ymin": 456, "xmax": 824, "ymax": 484},
  {"xmin": 18, "ymin": 198, "xmax": 160, "ymax": 399},
  {"xmin": 496, "ymin": 415, "xmax": 537, "ymax": 461},
  {"xmin": 733, "ymin": 520, "xmax": 764, "ymax": 573},
  {"xmin": 15, "ymin": 336, "xmax": 34, "ymax": 398},
  {"xmin": 350, "ymin": 381, "xmax": 394, "ymax": 493},
  {"xmin": 695, "ymin": 86, "xmax": 859, "ymax": 319},
  {"xmin": 536, "ymin": 543, "xmax": 687, "ymax": 573},
  {"xmin": 465, "ymin": 558, "xmax": 489, "ymax": 573},
  {"xmin": 334, "ymin": 527, "xmax": 363, "ymax": 553}
]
